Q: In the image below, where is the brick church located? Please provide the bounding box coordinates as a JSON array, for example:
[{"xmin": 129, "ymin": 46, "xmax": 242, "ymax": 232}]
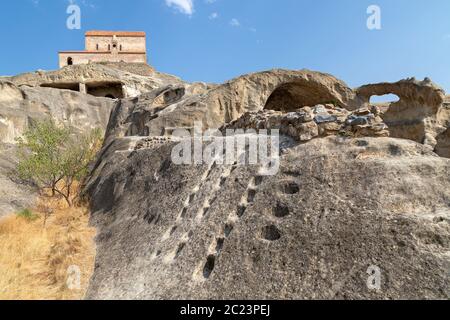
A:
[{"xmin": 58, "ymin": 31, "xmax": 147, "ymax": 68}]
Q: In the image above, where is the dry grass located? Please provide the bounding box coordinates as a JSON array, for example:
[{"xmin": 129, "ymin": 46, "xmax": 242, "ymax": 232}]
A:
[{"xmin": 0, "ymin": 196, "xmax": 96, "ymax": 300}]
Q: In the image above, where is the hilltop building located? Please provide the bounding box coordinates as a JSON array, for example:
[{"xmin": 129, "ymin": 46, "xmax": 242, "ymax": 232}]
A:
[{"xmin": 58, "ymin": 31, "xmax": 147, "ymax": 68}]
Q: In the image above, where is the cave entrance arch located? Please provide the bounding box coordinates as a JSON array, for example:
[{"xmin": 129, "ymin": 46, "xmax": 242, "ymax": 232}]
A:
[{"xmin": 264, "ymin": 81, "xmax": 339, "ymax": 112}]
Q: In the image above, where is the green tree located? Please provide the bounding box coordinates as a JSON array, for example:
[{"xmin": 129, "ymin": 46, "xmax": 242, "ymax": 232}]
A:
[{"xmin": 16, "ymin": 120, "xmax": 102, "ymax": 207}]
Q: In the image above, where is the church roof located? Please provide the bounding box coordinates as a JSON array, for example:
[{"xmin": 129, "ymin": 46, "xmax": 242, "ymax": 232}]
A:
[{"xmin": 85, "ymin": 31, "xmax": 146, "ymax": 37}]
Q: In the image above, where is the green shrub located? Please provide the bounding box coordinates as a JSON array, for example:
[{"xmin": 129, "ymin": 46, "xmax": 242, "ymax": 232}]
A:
[
  {"xmin": 16, "ymin": 120, "xmax": 103, "ymax": 207},
  {"xmin": 16, "ymin": 209, "xmax": 38, "ymax": 221}
]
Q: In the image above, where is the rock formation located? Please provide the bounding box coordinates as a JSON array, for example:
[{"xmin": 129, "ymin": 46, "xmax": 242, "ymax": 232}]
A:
[
  {"xmin": 223, "ymin": 104, "xmax": 389, "ymax": 142},
  {"xmin": 84, "ymin": 135, "xmax": 450, "ymax": 299},
  {"xmin": 4, "ymin": 62, "xmax": 185, "ymax": 99},
  {"xmin": 0, "ymin": 79, "xmax": 116, "ymax": 216},
  {"xmin": 101, "ymin": 69, "xmax": 449, "ymax": 157},
  {"xmin": 355, "ymin": 78, "xmax": 447, "ymax": 149},
  {"xmin": 1, "ymin": 63, "xmax": 449, "ymax": 299}
]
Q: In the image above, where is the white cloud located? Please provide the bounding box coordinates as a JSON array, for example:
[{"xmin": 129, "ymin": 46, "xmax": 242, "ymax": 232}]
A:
[
  {"xmin": 67, "ymin": 0, "xmax": 96, "ymax": 9},
  {"xmin": 209, "ymin": 12, "xmax": 218, "ymax": 20},
  {"xmin": 165, "ymin": 0, "xmax": 194, "ymax": 15},
  {"xmin": 230, "ymin": 18, "xmax": 240, "ymax": 27}
]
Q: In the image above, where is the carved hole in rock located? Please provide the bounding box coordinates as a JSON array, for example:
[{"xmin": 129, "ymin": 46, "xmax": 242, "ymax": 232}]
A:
[
  {"xmin": 280, "ymin": 181, "xmax": 300, "ymax": 195},
  {"xmin": 224, "ymin": 223, "xmax": 234, "ymax": 237},
  {"xmin": 261, "ymin": 225, "xmax": 282, "ymax": 241},
  {"xmin": 264, "ymin": 81, "xmax": 338, "ymax": 112},
  {"xmin": 86, "ymin": 81, "xmax": 124, "ymax": 99},
  {"xmin": 354, "ymin": 140, "xmax": 369, "ymax": 147},
  {"xmin": 219, "ymin": 177, "xmax": 227, "ymax": 187},
  {"xmin": 203, "ymin": 255, "xmax": 216, "ymax": 279},
  {"xmin": 388, "ymin": 144, "xmax": 402, "ymax": 156},
  {"xmin": 170, "ymin": 226, "xmax": 178, "ymax": 236},
  {"xmin": 144, "ymin": 210, "xmax": 158, "ymax": 224},
  {"xmin": 254, "ymin": 176, "xmax": 264, "ymax": 186},
  {"xmin": 174, "ymin": 243, "xmax": 186, "ymax": 259},
  {"xmin": 247, "ymin": 189, "xmax": 257, "ymax": 203},
  {"xmin": 273, "ymin": 202, "xmax": 290, "ymax": 218},
  {"xmin": 237, "ymin": 205, "xmax": 247, "ymax": 217},
  {"xmin": 215, "ymin": 238, "xmax": 225, "ymax": 253}
]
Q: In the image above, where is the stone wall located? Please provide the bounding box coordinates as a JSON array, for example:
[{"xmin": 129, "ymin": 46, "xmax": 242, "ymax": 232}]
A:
[
  {"xmin": 85, "ymin": 36, "xmax": 146, "ymax": 52},
  {"xmin": 58, "ymin": 52, "xmax": 147, "ymax": 68}
]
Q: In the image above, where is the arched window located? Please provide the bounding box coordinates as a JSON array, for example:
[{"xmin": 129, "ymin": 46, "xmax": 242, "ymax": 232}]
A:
[
  {"xmin": 108, "ymin": 44, "xmax": 111, "ymax": 51},
  {"xmin": 120, "ymin": 45, "xmax": 122, "ymax": 51},
  {"xmin": 96, "ymin": 44, "xmax": 99, "ymax": 50},
  {"xmin": 67, "ymin": 57, "xmax": 73, "ymax": 66}
]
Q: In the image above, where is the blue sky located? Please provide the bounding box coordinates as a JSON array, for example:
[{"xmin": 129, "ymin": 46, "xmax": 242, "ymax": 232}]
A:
[{"xmin": 0, "ymin": 0, "xmax": 449, "ymax": 92}]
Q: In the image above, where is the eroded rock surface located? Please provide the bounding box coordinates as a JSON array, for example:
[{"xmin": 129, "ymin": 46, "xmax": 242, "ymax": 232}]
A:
[
  {"xmin": 102, "ymin": 70, "xmax": 355, "ymax": 140},
  {"xmin": 85, "ymin": 135, "xmax": 450, "ymax": 299},
  {"xmin": 5, "ymin": 63, "xmax": 185, "ymax": 99},
  {"xmin": 0, "ymin": 80, "xmax": 115, "ymax": 216},
  {"xmin": 355, "ymin": 78, "xmax": 446, "ymax": 147},
  {"xmin": 1, "ymin": 64, "xmax": 449, "ymax": 298},
  {"xmin": 102, "ymin": 70, "xmax": 449, "ymax": 156}
]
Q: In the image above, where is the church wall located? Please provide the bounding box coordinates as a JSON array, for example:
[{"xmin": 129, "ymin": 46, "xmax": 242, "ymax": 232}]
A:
[
  {"xmin": 85, "ymin": 36, "xmax": 146, "ymax": 52},
  {"xmin": 58, "ymin": 52, "xmax": 147, "ymax": 68}
]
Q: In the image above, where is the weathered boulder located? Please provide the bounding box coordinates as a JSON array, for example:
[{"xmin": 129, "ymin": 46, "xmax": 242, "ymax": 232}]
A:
[
  {"xmin": 102, "ymin": 71, "xmax": 448, "ymax": 157},
  {"xmin": 0, "ymin": 80, "xmax": 115, "ymax": 216},
  {"xmin": 4, "ymin": 63, "xmax": 185, "ymax": 99},
  {"xmin": 0, "ymin": 81, "xmax": 114, "ymax": 144},
  {"xmin": 355, "ymin": 78, "xmax": 446, "ymax": 147},
  {"xmin": 101, "ymin": 69, "xmax": 355, "ymax": 141},
  {"xmin": 84, "ymin": 135, "xmax": 450, "ymax": 299},
  {"xmin": 0, "ymin": 143, "xmax": 36, "ymax": 216}
]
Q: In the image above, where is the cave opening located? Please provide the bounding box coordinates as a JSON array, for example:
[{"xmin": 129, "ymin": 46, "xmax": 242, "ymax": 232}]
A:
[
  {"xmin": 40, "ymin": 82, "xmax": 80, "ymax": 92},
  {"xmin": 85, "ymin": 82, "xmax": 124, "ymax": 99},
  {"xmin": 264, "ymin": 82, "xmax": 339, "ymax": 112}
]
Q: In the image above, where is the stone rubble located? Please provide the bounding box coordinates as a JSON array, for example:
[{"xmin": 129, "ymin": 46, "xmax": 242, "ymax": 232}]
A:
[{"xmin": 224, "ymin": 104, "xmax": 389, "ymax": 142}]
